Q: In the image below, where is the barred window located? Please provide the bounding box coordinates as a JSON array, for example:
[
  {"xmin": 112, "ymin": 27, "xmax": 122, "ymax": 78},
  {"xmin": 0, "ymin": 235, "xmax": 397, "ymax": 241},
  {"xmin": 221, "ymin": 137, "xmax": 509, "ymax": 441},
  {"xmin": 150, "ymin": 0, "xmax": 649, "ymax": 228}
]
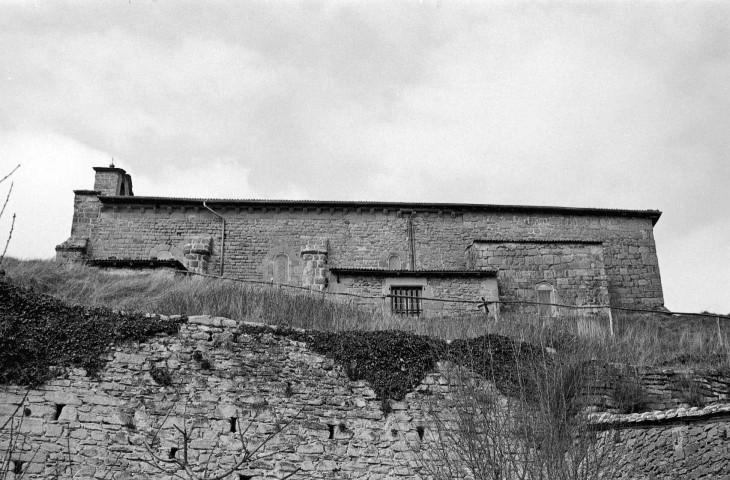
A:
[{"xmin": 391, "ymin": 286, "xmax": 422, "ymax": 317}]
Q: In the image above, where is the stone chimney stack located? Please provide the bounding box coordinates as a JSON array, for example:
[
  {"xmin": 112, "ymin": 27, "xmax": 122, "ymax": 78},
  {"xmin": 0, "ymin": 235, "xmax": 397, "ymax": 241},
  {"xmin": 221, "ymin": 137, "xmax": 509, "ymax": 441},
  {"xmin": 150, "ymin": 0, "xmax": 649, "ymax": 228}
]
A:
[{"xmin": 93, "ymin": 165, "xmax": 134, "ymax": 196}]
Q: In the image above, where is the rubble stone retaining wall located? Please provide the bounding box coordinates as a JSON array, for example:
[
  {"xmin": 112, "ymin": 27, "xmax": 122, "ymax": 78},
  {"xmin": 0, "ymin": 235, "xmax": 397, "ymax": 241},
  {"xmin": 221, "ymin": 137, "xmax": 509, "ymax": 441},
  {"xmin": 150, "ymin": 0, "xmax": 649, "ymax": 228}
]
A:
[
  {"xmin": 598, "ymin": 412, "xmax": 730, "ymax": 479},
  {"xmin": 0, "ymin": 316, "xmax": 730, "ymax": 480},
  {"xmin": 0, "ymin": 316, "xmax": 442, "ymax": 479},
  {"xmin": 4, "ymin": 316, "xmax": 724, "ymax": 479}
]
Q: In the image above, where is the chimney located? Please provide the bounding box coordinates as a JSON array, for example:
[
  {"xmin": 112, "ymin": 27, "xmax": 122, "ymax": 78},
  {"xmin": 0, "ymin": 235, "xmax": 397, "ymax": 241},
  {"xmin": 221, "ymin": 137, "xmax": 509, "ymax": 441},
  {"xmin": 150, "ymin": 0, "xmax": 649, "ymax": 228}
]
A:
[{"xmin": 93, "ymin": 165, "xmax": 134, "ymax": 196}]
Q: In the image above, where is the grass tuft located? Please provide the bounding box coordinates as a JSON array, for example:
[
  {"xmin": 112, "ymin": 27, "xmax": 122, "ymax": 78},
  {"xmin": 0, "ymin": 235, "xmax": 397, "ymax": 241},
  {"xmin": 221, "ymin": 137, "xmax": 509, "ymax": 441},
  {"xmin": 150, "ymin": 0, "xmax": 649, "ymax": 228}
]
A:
[{"xmin": 3, "ymin": 258, "xmax": 730, "ymax": 369}]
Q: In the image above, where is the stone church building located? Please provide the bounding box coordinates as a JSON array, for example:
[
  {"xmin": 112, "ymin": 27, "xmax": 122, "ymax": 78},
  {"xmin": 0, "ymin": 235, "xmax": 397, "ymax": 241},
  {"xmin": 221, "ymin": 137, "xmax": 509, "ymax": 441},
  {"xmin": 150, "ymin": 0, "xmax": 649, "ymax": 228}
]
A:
[{"xmin": 56, "ymin": 166, "xmax": 664, "ymax": 316}]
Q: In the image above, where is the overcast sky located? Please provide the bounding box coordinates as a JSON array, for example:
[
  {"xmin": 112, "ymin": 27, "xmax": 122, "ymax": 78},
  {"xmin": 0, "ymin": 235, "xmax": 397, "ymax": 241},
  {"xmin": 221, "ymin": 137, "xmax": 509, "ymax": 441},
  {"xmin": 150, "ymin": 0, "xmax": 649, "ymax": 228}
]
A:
[{"xmin": 1, "ymin": 1, "xmax": 728, "ymax": 313}]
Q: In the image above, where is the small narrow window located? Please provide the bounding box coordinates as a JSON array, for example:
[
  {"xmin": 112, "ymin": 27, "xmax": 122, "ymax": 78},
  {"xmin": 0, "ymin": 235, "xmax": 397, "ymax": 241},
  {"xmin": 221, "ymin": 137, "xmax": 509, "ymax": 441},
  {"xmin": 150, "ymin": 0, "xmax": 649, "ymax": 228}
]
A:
[
  {"xmin": 273, "ymin": 254, "xmax": 289, "ymax": 284},
  {"xmin": 391, "ymin": 286, "xmax": 422, "ymax": 317},
  {"xmin": 54, "ymin": 404, "xmax": 65, "ymax": 421},
  {"xmin": 387, "ymin": 254, "xmax": 402, "ymax": 270},
  {"xmin": 536, "ymin": 283, "xmax": 555, "ymax": 318}
]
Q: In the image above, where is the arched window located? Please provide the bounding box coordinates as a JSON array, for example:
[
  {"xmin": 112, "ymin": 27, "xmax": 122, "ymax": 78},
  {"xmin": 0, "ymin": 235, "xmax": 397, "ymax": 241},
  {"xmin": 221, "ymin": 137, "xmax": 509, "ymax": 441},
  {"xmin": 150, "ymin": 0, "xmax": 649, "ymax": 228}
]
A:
[
  {"xmin": 156, "ymin": 251, "xmax": 174, "ymax": 260},
  {"xmin": 387, "ymin": 254, "xmax": 402, "ymax": 270},
  {"xmin": 273, "ymin": 254, "xmax": 289, "ymax": 284},
  {"xmin": 536, "ymin": 283, "xmax": 556, "ymax": 318}
]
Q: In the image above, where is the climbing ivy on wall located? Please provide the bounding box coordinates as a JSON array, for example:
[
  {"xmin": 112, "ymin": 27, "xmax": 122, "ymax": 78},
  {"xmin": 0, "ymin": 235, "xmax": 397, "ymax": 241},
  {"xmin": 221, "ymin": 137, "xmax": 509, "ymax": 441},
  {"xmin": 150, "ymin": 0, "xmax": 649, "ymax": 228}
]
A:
[
  {"xmin": 0, "ymin": 281, "xmax": 186, "ymax": 386},
  {"xmin": 238, "ymin": 323, "xmax": 547, "ymax": 408},
  {"xmin": 1, "ymin": 276, "xmax": 550, "ymax": 410}
]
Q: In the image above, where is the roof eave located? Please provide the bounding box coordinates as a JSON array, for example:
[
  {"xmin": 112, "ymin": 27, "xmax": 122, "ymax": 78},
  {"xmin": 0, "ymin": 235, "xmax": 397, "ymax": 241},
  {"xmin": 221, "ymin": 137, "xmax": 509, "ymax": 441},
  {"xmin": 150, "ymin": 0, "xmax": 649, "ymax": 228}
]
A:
[
  {"xmin": 329, "ymin": 268, "xmax": 498, "ymax": 278},
  {"xmin": 97, "ymin": 195, "xmax": 662, "ymax": 223}
]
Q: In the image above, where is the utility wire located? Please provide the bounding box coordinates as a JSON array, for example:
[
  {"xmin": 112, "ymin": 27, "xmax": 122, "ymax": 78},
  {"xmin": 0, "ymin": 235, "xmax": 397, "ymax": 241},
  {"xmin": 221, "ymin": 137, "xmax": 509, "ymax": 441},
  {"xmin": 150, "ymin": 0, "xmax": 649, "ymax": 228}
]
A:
[{"xmin": 177, "ymin": 269, "xmax": 730, "ymax": 320}]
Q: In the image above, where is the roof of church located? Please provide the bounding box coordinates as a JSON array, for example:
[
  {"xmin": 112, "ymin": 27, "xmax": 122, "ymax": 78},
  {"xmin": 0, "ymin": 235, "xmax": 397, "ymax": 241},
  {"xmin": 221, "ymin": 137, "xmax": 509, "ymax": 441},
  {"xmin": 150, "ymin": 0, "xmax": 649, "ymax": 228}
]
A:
[{"xmin": 93, "ymin": 194, "xmax": 662, "ymax": 225}]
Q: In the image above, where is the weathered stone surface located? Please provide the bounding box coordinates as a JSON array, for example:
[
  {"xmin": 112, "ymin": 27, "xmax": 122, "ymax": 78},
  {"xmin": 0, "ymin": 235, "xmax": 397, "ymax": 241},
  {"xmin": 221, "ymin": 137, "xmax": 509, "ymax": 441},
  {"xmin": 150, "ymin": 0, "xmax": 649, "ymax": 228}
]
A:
[
  {"xmin": 55, "ymin": 166, "xmax": 665, "ymax": 314},
  {"xmin": 2, "ymin": 315, "xmax": 729, "ymax": 479}
]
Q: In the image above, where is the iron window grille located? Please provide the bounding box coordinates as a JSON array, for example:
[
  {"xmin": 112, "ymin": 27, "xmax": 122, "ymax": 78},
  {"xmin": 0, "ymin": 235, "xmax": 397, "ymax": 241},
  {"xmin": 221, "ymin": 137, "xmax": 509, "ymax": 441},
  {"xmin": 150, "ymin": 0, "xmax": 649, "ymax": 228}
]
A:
[{"xmin": 391, "ymin": 286, "xmax": 423, "ymax": 316}]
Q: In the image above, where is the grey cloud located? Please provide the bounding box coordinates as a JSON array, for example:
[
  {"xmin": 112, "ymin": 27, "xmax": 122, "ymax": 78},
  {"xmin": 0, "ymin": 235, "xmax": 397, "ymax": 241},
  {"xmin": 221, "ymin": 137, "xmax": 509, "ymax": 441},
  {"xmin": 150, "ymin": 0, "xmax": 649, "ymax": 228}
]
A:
[{"xmin": 0, "ymin": 1, "xmax": 728, "ymax": 310}]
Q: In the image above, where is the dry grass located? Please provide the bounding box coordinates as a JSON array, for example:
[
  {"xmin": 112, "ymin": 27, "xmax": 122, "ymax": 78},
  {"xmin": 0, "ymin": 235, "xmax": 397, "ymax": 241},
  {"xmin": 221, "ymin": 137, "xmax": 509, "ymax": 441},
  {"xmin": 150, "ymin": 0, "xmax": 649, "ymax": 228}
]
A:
[{"xmin": 3, "ymin": 258, "xmax": 729, "ymax": 368}]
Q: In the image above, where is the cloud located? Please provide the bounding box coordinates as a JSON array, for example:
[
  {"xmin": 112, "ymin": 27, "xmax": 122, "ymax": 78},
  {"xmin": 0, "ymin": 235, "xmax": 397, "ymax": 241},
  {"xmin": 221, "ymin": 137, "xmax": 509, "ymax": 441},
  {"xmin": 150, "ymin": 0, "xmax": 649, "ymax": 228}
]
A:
[
  {"xmin": 0, "ymin": 130, "xmax": 102, "ymax": 259},
  {"xmin": 0, "ymin": 1, "xmax": 728, "ymax": 311}
]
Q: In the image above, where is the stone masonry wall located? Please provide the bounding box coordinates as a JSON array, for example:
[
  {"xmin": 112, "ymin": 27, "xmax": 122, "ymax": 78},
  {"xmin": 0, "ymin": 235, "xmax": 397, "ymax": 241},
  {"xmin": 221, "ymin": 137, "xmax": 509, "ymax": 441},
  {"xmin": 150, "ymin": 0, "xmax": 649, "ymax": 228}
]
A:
[
  {"xmin": 2, "ymin": 315, "xmax": 729, "ymax": 480},
  {"xmin": 587, "ymin": 362, "xmax": 730, "ymax": 412},
  {"xmin": 597, "ymin": 410, "xmax": 730, "ymax": 479},
  {"xmin": 467, "ymin": 240, "xmax": 610, "ymax": 313},
  {"xmin": 329, "ymin": 275, "xmax": 498, "ymax": 318},
  {"xmin": 0, "ymin": 316, "xmax": 446, "ymax": 479},
  {"xmin": 63, "ymin": 202, "xmax": 663, "ymax": 309}
]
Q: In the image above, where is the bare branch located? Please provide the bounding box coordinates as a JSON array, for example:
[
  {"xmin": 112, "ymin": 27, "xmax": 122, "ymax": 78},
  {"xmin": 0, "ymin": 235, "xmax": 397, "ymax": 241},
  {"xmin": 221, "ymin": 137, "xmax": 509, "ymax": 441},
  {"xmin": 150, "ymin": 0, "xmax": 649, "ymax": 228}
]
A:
[
  {"xmin": 201, "ymin": 433, "xmax": 222, "ymax": 478},
  {"xmin": 280, "ymin": 467, "xmax": 302, "ymax": 480},
  {"xmin": 0, "ymin": 389, "xmax": 28, "ymax": 432},
  {"xmin": 0, "ymin": 165, "xmax": 20, "ymax": 185},
  {"xmin": 0, "ymin": 213, "xmax": 15, "ymax": 268},
  {"xmin": 0, "ymin": 182, "xmax": 12, "ymax": 222},
  {"xmin": 246, "ymin": 407, "xmax": 302, "ymax": 460},
  {"xmin": 138, "ymin": 448, "xmax": 188, "ymax": 480},
  {"xmin": 149, "ymin": 394, "xmax": 178, "ymax": 445}
]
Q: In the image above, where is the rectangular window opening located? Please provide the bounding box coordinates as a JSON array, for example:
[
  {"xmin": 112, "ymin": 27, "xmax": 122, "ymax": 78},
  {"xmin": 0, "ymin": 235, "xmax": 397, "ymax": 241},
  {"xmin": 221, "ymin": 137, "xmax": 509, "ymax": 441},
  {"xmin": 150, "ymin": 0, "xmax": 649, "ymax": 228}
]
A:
[{"xmin": 391, "ymin": 286, "xmax": 423, "ymax": 317}]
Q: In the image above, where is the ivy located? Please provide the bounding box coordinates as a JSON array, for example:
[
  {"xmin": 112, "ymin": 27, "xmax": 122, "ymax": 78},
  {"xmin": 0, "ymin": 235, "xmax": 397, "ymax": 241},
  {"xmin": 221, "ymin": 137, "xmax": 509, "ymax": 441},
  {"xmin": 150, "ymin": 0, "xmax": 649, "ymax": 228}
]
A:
[
  {"xmin": 0, "ymin": 281, "xmax": 186, "ymax": 386},
  {"xmin": 0, "ymin": 276, "xmax": 548, "ymax": 407},
  {"xmin": 238, "ymin": 324, "xmax": 545, "ymax": 407}
]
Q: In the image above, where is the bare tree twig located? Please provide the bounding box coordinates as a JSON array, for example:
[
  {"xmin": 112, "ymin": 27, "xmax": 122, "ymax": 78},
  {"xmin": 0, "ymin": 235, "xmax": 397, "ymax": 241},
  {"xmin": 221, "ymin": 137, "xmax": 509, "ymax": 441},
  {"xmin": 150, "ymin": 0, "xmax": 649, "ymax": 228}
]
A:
[
  {"xmin": 0, "ymin": 182, "xmax": 12, "ymax": 222},
  {"xmin": 0, "ymin": 389, "xmax": 28, "ymax": 432},
  {"xmin": 0, "ymin": 165, "xmax": 20, "ymax": 185},
  {"xmin": 0, "ymin": 213, "xmax": 15, "ymax": 268},
  {"xmin": 139, "ymin": 403, "xmax": 303, "ymax": 480}
]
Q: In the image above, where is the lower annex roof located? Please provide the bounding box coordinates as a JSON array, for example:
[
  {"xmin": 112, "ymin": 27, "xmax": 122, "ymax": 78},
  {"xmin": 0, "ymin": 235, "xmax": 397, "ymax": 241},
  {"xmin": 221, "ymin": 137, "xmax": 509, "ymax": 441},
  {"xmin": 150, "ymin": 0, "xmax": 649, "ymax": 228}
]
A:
[{"xmin": 329, "ymin": 268, "xmax": 498, "ymax": 278}]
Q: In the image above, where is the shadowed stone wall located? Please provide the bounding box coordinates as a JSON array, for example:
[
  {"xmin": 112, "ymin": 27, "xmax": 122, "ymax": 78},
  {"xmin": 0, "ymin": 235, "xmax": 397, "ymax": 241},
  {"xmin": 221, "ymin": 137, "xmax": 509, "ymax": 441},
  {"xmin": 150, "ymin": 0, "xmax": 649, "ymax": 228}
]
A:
[{"xmin": 2, "ymin": 315, "xmax": 729, "ymax": 479}]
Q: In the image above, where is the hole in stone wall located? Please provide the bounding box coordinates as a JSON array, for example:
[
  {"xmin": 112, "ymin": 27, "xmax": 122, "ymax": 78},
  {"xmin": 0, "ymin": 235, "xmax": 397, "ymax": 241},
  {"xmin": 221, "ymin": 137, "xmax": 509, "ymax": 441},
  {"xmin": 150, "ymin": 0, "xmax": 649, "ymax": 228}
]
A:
[
  {"xmin": 338, "ymin": 423, "xmax": 347, "ymax": 433},
  {"xmin": 12, "ymin": 460, "xmax": 24, "ymax": 474},
  {"xmin": 391, "ymin": 428, "xmax": 398, "ymax": 437},
  {"xmin": 150, "ymin": 366, "xmax": 173, "ymax": 386},
  {"xmin": 169, "ymin": 447, "xmax": 178, "ymax": 459},
  {"xmin": 230, "ymin": 417, "xmax": 237, "ymax": 433},
  {"xmin": 238, "ymin": 475, "xmax": 254, "ymax": 480},
  {"xmin": 23, "ymin": 407, "xmax": 31, "ymax": 417},
  {"xmin": 416, "ymin": 426, "xmax": 425, "ymax": 440},
  {"xmin": 327, "ymin": 424, "xmax": 335, "ymax": 440},
  {"xmin": 54, "ymin": 404, "xmax": 65, "ymax": 421}
]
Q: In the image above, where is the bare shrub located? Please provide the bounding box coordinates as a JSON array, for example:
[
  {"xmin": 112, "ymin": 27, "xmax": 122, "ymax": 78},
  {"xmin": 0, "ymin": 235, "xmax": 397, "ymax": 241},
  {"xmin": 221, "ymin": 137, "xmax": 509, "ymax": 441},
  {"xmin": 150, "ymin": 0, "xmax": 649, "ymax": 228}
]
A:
[
  {"xmin": 611, "ymin": 370, "xmax": 648, "ymax": 414},
  {"xmin": 139, "ymin": 395, "xmax": 302, "ymax": 480},
  {"xmin": 0, "ymin": 165, "xmax": 20, "ymax": 270},
  {"xmin": 418, "ymin": 340, "xmax": 621, "ymax": 480}
]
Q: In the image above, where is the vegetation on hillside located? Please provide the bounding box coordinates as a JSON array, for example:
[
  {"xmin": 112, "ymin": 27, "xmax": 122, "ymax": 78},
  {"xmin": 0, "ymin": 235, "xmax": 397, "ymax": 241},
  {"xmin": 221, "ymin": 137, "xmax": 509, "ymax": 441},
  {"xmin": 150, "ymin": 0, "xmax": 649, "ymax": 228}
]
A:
[
  {"xmin": 3, "ymin": 258, "xmax": 729, "ymax": 369},
  {"xmin": 2, "ymin": 258, "xmax": 725, "ymax": 479},
  {"xmin": 0, "ymin": 279, "xmax": 185, "ymax": 386}
]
